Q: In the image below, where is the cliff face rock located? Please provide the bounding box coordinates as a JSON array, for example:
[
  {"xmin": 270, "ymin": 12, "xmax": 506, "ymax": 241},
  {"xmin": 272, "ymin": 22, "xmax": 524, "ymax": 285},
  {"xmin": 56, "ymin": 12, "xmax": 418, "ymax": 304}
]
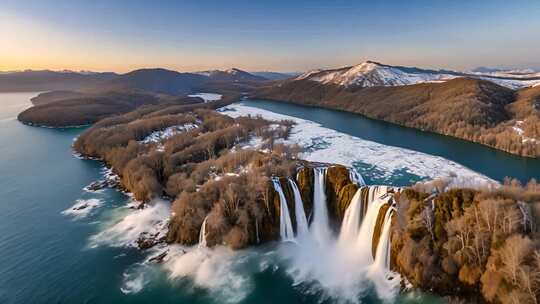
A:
[
  {"xmin": 371, "ymin": 202, "xmax": 391, "ymax": 258},
  {"xmin": 296, "ymin": 166, "xmax": 314, "ymax": 219}
]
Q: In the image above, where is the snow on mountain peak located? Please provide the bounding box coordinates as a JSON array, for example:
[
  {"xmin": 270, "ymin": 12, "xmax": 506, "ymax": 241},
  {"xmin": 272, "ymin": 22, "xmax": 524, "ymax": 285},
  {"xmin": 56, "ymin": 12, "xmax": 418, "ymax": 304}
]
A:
[
  {"xmin": 295, "ymin": 61, "xmax": 540, "ymax": 89},
  {"xmin": 225, "ymin": 68, "xmax": 241, "ymax": 75},
  {"xmin": 298, "ymin": 61, "xmax": 457, "ymax": 87}
]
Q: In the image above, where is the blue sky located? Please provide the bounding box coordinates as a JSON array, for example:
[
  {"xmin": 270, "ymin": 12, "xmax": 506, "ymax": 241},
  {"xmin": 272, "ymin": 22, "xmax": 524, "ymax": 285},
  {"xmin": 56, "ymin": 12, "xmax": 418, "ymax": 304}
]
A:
[{"xmin": 1, "ymin": 0, "xmax": 539, "ymax": 72}]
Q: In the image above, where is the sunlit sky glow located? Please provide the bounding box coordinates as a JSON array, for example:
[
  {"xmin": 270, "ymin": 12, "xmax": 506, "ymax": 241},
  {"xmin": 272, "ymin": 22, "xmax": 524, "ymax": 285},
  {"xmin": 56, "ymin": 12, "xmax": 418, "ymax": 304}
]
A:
[{"xmin": 1, "ymin": 0, "xmax": 539, "ymax": 73}]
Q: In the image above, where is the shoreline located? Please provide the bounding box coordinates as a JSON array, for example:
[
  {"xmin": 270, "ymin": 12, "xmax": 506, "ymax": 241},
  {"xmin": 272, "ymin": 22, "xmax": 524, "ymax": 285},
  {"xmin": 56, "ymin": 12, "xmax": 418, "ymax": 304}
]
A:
[{"xmin": 252, "ymin": 95, "xmax": 540, "ymax": 159}]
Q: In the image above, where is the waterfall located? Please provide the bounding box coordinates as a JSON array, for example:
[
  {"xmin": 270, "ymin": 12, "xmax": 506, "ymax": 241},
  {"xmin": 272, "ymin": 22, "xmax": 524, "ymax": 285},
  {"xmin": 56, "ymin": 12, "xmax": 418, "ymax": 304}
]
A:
[
  {"xmin": 349, "ymin": 168, "xmax": 366, "ymax": 186},
  {"xmin": 370, "ymin": 207, "xmax": 394, "ymax": 272},
  {"xmin": 279, "ymin": 176, "xmax": 400, "ymax": 301},
  {"xmin": 355, "ymin": 192, "xmax": 392, "ymax": 264},
  {"xmin": 367, "ymin": 186, "xmax": 391, "ymax": 205},
  {"xmin": 338, "ymin": 188, "xmax": 364, "ymax": 246},
  {"xmin": 255, "ymin": 218, "xmax": 260, "ymax": 244},
  {"xmin": 272, "ymin": 178, "xmax": 294, "ymax": 241},
  {"xmin": 311, "ymin": 167, "xmax": 330, "ymax": 244},
  {"xmin": 198, "ymin": 215, "xmax": 209, "ymax": 248},
  {"xmin": 288, "ymin": 179, "xmax": 309, "ymax": 236},
  {"xmin": 367, "ymin": 205, "xmax": 400, "ymax": 299}
]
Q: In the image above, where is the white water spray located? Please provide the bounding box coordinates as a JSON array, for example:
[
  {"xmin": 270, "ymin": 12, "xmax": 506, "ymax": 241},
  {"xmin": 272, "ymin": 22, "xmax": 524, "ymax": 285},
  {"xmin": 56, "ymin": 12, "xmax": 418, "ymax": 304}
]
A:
[
  {"xmin": 199, "ymin": 215, "xmax": 209, "ymax": 248},
  {"xmin": 349, "ymin": 168, "xmax": 366, "ymax": 186},
  {"xmin": 368, "ymin": 206, "xmax": 401, "ymax": 299},
  {"xmin": 355, "ymin": 194, "xmax": 392, "ymax": 264},
  {"xmin": 272, "ymin": 178, "xmax": 294, "ymax": 241},
  {"xmin": 288, "ymin": 178, "xmax": 309, "ymax": 236},
  {"xmin": 338, "ymin": 188, "xmax": 364, "ymax": 246},
  {"xmin": 311, "ymin": 167, "xmax": 331, "ymax": 244}
]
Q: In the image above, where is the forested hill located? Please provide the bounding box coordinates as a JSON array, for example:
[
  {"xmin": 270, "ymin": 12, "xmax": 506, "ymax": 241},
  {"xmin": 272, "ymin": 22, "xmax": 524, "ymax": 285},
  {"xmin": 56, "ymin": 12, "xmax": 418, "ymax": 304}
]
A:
[
  {"xmin": 12, "ymin": 67, "xmax": 269, "ymax": 127},
  {"xmin": 256, "ymin": 77, "xmax": 540, "ymax": 157}
]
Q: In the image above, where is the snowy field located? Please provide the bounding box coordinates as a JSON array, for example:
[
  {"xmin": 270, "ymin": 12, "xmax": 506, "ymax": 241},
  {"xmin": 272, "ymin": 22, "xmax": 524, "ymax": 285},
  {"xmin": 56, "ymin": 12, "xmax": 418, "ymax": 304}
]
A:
[
  {"xmin": 220, "ymin": 103, "xmax": 493, "ymax": 186},
  {"xmin": 188, "ymin": 93, "xmax": 223, "ymax": 102}
]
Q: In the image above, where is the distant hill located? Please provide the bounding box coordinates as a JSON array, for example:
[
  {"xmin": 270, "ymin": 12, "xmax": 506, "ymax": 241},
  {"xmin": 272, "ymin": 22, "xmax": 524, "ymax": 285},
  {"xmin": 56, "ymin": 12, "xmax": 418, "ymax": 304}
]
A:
[
  {"xmin": 0, "ymin": 70, "xmax": 118, "ymax": 92},
  {"xmin": 102, "ymin": 68, "xmax": 209, "ymax": 95},
  {"xmin": 17, "ymin": 91, "xmax": 206, "ymax": 127},
  {"xmin": 196, "ymin": 68, "xmax": 268, "ymax": 82},
  {"xmin": 30, "ymin": 90, "xmax": 89, "ymax": 105},
  {"xmin": 0, "ymin": 67, "xmax": 268, "ymax": 95},
  {"xmin": 250, "ymin": 71, "xmax": 299, "ymax": 80}
]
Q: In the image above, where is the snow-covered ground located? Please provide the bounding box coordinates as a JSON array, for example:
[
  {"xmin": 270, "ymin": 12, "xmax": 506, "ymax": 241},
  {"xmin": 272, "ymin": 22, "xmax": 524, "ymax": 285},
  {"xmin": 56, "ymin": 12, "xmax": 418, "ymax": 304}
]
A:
[
  {"xmin": 188, "ymin": 93, "xmax": 223, "ymax": 103},
  {"xmin": 512, "ymin": 120, "xmax": 538, "ymax": 144},
  {"xmin": 220, "ymin": 104, "xmax": 493, "ymax": 186},
  {"xmin": 140, "ymin": 123, "xmax": 198, "ymax": 151}
]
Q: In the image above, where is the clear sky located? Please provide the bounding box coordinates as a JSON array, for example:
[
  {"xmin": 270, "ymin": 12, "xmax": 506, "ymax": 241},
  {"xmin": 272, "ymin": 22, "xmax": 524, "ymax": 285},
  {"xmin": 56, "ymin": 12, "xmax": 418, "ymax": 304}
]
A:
[{"xmin": 1, "ymin": 0, "xmax": 539, "ymax": 73}]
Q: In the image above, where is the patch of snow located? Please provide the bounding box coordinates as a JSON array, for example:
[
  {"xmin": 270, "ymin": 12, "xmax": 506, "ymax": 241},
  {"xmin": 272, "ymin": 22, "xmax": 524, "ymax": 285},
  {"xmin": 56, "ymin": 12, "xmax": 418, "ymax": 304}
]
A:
[
  {"xmin": 478, "ymin": 77, "xmax": 540, "ymax": 90},
  {"xmin": 140, "ymin": 123, "xmax": 198, "ymax": 150},
  {"xmin": 221, "ymin": 104, "xmax": 494, "ymax": 186},
  {"xmin": 188, "ymin": 93, "xmax": 223, "ymax": 103},
  {"xmin": 512, "ymin": 120, "xmax": 538, "ymax": 144}
]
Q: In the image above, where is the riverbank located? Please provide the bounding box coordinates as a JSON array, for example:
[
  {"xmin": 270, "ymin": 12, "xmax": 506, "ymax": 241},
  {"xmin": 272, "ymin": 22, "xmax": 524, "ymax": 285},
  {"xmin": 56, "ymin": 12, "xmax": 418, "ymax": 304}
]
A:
[{"xmin": 255, "ymin": 78, "xmax": 540, "ymax": 158}]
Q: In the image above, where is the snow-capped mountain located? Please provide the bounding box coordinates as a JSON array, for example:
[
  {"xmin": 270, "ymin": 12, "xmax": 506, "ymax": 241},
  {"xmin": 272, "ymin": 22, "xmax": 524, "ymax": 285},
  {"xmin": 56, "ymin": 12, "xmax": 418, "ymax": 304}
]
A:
[
  {"xmin": 295, "ymin": 61, "xmax": 540, "ymax": 89},
  {"xmin": 295, "ymin": 61, "xmax": 458, "ymax": 87}
]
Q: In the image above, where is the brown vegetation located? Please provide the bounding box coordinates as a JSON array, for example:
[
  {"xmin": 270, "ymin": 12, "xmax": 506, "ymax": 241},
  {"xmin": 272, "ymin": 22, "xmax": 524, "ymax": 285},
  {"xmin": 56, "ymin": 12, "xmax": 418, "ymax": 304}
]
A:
[
  {"xmin": 73, "ymin": 102, "xmax": 301, "ymax": 248},
  {"xmin": 257, "ymin": 77, "xmax": 540, "ymax": 157},
  {"xmin": 16, "ymin": 90, "xmax": 228, "ymax": 127},
  {"xmin": 392, "ymin": 179, "xmax": 540, "ymax": 303}
]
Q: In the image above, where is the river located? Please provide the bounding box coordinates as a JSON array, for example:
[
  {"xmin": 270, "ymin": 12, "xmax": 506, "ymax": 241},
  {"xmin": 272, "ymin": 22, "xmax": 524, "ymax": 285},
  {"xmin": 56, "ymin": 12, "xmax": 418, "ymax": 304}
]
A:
[{"xmin": 5, "ymin": 93, "xmax": 535, "ymax": 303}]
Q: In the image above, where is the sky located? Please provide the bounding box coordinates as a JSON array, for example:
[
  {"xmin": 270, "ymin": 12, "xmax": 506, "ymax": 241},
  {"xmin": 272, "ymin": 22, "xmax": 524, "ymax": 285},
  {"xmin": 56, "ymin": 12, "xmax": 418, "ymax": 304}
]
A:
[{"xmin": 1, "ymin": 0, "xmax": 540, "ymax": 73}]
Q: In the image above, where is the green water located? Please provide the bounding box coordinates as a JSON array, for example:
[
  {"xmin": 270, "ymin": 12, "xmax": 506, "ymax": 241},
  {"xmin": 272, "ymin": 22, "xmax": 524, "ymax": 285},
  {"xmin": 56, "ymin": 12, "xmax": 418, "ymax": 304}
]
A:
[{"xmin": 5, "ymin": 92, "xmax": 519, "ymax": 303}]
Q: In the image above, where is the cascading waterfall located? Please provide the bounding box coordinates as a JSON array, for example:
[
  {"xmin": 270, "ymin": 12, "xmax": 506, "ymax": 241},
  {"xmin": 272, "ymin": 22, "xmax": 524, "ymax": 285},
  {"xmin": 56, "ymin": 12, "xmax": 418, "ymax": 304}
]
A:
[
  {"xmin": 311, "ymin": 167, "xmax": 331, "ymax": 244},
  {"xmin": 288, "ymin": 179, "xmax": 309, "ymax": 236},
  {"xmin": 272, "ymin": 178, "xmax": 295, "ymax": 241},
  {"xmin": 349, "ymin": 168, "xmax": 366, "ymax": 186},
  {"xmin": 280, "ymin": 176, "xmax": 400, "ymax": 301},
  {"xmin": 354, "ymin": 194, "xmax": 392, "ymax": 264},
  {"xmin": 338, "ymin": 188, "xmax": 365, "ymax": 246},
  {"xmin": 370, "ymin": 206, "xmax": 394, "ymax": 273},
  {"xmin": 255, "ymin": 218, "xmax": 260, "ymax": 244},
  {"xmin": 198, "ymin": 215, "xmax": 209, "ymax": 248},
  {"xmin": 367, "ymin": 205, "xmax": 400, "ymax": 299}
]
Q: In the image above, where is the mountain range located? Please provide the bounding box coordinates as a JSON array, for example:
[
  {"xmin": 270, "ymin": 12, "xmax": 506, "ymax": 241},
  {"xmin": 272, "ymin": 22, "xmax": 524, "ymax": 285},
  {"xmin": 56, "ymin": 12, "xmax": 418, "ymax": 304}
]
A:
[
  {"xmin": 0, "ymin": 67, "xmax": 271, "ymax": 95},
  {"xmin": 8, "ymin": 60, "xmax": 540, "ymax": 157}
]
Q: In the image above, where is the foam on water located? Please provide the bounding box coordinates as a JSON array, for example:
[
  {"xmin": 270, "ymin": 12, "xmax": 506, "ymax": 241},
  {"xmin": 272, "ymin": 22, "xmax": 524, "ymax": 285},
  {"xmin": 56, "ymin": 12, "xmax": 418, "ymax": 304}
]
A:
[
  {"xmin": 61, "ymin": 198, "xmax": 103, "ymax": 219},
  {"xmin": 164, "ymin": 245, "xmax": 254, "ymax": 304},
  {"xmin": 89, "ymin": 199, "xmax": 170, "ymax": 248}
]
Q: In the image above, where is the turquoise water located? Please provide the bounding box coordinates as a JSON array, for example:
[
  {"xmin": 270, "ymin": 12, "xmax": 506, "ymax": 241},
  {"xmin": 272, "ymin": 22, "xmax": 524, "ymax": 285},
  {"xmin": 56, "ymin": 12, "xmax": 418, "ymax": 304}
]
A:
[
  {"xmin": 6, "ymin": 92, "xmax": 527, "ymax": 303},
  {"xmin": 241, "ymin": 98, "xmax": 540, "ymax": 184}
]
